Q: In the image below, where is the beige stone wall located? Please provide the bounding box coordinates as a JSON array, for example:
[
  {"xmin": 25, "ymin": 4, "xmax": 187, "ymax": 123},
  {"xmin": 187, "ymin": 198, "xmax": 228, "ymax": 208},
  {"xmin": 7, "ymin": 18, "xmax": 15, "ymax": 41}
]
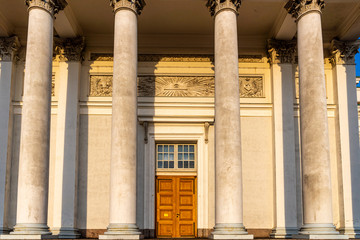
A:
[{"xmin": 5, "ymin": 52, "xmax": 349, "ymax": 237}]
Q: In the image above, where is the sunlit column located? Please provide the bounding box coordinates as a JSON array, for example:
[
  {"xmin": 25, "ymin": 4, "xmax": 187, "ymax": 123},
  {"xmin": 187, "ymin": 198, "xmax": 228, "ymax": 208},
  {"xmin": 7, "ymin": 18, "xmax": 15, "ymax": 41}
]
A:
[
  {"xmin": 207, "ymin": 0, "xmax": 253, "ymax": 239},
  {"xmin": 99, "ymin": 1, "xmax": 145, "ymax": 239}
]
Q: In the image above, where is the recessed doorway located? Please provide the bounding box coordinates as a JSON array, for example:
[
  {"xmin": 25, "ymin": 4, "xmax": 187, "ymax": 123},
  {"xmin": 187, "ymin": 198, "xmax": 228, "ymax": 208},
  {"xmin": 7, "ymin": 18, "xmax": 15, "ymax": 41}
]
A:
[{"xmin": 156, "ymin": 176, "xmax": 197, "ymax": 238}]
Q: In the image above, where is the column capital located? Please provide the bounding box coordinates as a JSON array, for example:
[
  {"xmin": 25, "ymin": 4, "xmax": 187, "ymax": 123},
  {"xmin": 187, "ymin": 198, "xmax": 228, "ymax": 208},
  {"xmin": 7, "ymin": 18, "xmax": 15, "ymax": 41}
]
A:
[
  {"xmin": 285, "ymin": 0, "xmax": 325, "ymax": 20},
  {"xmin": 110, "ymin": 0, "xmax": 146, "ymax": 15},
  {"xmin": 0, "ymin": 36, "xmax": 21, "ymax": 62},
  {"xmin": 330, "ymin": 39, "xmax": 360, "ymax": 65},
  {"xmin": 267, "ymin": 39, "xmax": 297, "ymax": 65},
  {"xmin": 206, "ymin": 0, "xmax": 242, "ymax": 16},
  {"xmin": 25, "ymin": 0, "xmax": 67, "ymax": 16},
  {"xmin": 54, "ymin": 37, "xmax": 85, "ymax": 62}
]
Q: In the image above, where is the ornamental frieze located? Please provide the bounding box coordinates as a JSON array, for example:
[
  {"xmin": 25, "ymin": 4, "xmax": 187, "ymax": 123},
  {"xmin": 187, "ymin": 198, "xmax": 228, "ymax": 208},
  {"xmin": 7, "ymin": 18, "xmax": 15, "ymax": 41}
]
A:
[
  {"xmin": 90, "ymin": 53, "xmax": 263, "ymax": 63},
  {"xmin": 88, "ymin": 75, "xmax": 264, "ymax": 98}
]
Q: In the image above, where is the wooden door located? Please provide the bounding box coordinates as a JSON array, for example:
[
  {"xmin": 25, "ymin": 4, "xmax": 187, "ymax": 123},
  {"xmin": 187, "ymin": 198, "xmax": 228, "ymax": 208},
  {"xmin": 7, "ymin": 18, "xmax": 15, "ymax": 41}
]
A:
[{"xmin": 156, "ymin": 176, "xmax": 197, "ymax": 238}]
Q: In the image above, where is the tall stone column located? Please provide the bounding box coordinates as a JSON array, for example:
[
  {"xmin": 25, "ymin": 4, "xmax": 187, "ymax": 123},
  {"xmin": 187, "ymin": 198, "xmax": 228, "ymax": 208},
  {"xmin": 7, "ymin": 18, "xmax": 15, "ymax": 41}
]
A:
[
  {"xmin": 285, "ymin": 1, "xmax": 346, "ymax": 238},
  {"xmin": 206, "ymin": 0, "xmax": 252, "ymax": 239},
  {"xmin": 268, "ymin": 39, "xmax": 298, "ymax": 238},
  {"xmin": 3, "ymin": 0, "xmax": 67, "ymax": 238},
  {"xmin": 51, "ymin": 37, "xmax": 84, "ymax": 239},
  {"xmin": 99, "ymin": 1, "xmax": 145, "ymax": 239},
  {"xmin": 331, "ymin": 39, "xmax": 360, "ymax": 239},
  {"xmin": 0, "ymin": 37, "xmax": 20, "ymax": 234}
]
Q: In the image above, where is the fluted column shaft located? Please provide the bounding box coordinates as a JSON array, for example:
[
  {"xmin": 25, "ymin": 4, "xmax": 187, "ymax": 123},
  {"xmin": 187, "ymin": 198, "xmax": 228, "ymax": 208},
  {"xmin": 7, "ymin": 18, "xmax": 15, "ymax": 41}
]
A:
[
  {"xmin": 8, "ymin": 0, "xmax": 66, "ymax": 236},
  {"xmin": 100, "ymin": 1, "xmax": 145, "ymax": 239},
  {"xmin": 285, "ymin": 1, "xmax": 346, "ymax": 238},
  {"xmin": 207, "ymin": 0, "xmax": 252, "ymax": 239}
]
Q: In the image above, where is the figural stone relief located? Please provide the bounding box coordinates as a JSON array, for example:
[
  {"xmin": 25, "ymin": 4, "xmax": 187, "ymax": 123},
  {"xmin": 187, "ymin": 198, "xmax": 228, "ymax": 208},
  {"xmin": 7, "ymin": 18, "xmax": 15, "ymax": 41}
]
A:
[{"xmin": 89, "ymin": 75, "xmax": 264, "ymax": 98}]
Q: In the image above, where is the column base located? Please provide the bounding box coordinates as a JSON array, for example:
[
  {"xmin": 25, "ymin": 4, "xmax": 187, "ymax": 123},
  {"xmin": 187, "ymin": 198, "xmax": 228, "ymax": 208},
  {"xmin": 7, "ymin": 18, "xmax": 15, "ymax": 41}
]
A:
[
  {"xmin": 209, "ymin": 224, "xmax": 254, "ymax": 239},
  {"xmin": 339, "ymin": 227, "xmax": 360, "ymax": 239},
  {"xmin": 99, "ymin": 224, "xmax": 143, "ymax": 240},
  {"xmin": 0, "ymin": 228, "xmax": 11, "ymax": 235},
  {"xmin": 10, "ymin": 223, "xmax": 51, "ymax": 235},
  {"xmin": 270, "ymin": 227, "xmax": 298, "ymax": 238},
  {"xmin": 293, "ymin": 224, "xmax": 348, "ymax": 239},
  {"xmin": 51, "ymin": 227, "xmax": 81, "ymax": 239}
]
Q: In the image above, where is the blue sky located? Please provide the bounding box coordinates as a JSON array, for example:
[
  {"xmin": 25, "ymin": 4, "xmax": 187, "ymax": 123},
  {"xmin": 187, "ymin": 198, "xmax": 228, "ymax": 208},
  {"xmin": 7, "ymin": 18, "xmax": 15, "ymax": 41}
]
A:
[{"xmin": 356, "ymin": 52, "xmax": 360, "ymax": 77}]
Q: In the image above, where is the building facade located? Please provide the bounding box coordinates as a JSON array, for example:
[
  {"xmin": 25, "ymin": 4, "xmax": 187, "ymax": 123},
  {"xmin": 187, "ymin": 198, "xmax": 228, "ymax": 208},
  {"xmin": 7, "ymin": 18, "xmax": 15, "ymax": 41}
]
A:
[{"xmin": 0, "ymin": 0, "xmax": 360, "ymax": 239}]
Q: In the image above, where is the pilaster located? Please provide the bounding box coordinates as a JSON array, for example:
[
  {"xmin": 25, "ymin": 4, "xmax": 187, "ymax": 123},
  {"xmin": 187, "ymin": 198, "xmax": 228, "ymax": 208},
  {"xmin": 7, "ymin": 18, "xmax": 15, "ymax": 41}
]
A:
[
  {"xmin": 0, "ymin": 36, "xmax": 20, "ymax": 235},
  {"xmin": 331, "ymin": 39, "xmax": 360, "ymax": 239},
  {"xmin": 51, "ymin": 37, "xmax": 84, "ymax": 239},
  {"xmin": 267, "ymin": 39, "xmax": 298, "ymax": 238}
]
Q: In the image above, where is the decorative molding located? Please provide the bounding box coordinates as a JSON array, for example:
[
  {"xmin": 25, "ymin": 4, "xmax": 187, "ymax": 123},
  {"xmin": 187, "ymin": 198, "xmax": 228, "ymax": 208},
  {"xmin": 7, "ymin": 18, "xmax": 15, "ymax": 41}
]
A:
[
  {"xmin": 206, "ymin": 0, "xmax": 242, "ymax": 16},
  {"xmin": 52, "ymin": 74, "xmax": 55, "ymax": 96},
  {"xmin": 330, "ymin": 39, "xmax": 360, "ymax": 65},
  {"xmin": 0, "ymin": 36, "xmax": 21, "ymax": 62},
  {"xmin": 89, "ymin": 53, "xmax": 263, "ymax": 63},
  {"xmin": 90, "ymin": 53, "xmax": 113, "ymax": 61},
  {"xmin": 110, "ymin": 0, "xmax": 145, "ymax": 15},
  {"xmin": 88, "ymin": 75, "xmax": 264, "ymax": 98},
  {"xmin": 54, "ymin": 37, "xmax": 85, "ymax": 62},
  {"xmin": 89, "ymin": 75, "xmax": 113, "ymax": 97},
  {"xmin": 25, "ymin": 0, "xmax": 67, "ymax": 16},
  {"xmin": 267, "ymin": 39, "xmax": 297, "ymax": 64},
  {"xmin": 204, "ymin": 122, "xmax": 210, "ymax": 144},
  {"xmin": 285, "ymin": 0, "xmax": 325, "ymax": 20},
  {"xmin": 239, "ymin": 76, "xmax": 264, "ymax": 98}
]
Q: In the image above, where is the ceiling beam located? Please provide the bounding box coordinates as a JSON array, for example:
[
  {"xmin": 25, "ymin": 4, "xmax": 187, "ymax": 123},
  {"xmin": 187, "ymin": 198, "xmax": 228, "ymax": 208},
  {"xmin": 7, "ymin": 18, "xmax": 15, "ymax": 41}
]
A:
[
  {"xmin": 336, "ymin": 2, "xmax": 360, "ymax": 41},
  {"xmin": 269, "ymin": 7, "xmax": 296, "ymax": 41},
  {"xmin": 54, "ymin": 4, "xmax": 83, "ymax": 38},
  {"xmin": 0, "ymin": 10, "xmax": 14, "ymax": 37}
]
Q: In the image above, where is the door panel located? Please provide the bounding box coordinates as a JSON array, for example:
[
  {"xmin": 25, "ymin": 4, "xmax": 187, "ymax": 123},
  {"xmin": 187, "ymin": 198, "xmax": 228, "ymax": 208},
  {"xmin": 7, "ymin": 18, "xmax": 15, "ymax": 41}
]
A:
[{"xmin": 156, "ymin": 176, "xmax": 197, "ymax": 238}]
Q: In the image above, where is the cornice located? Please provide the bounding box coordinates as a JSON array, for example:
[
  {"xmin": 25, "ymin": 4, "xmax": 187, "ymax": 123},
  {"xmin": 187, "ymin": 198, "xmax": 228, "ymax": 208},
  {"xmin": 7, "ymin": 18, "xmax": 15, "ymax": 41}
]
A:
[
  {"xmin": 110, "ymin": 0, "xmax": 146, "ymax": 15},
  {"xmin": 0, "ymin": 36, "xmax": 21, "ymax": 62},
  {"xmin": 330, "ymin": 39, "xmax": 360, "ymax": 65},
  {"xmin": 54, "ymin": 37, "xmax": 85, "ymax": 62},
  {"xmin": 25, "ymin": 0, "xmax": 67, "ymax": 16},
  {"xmin": 285, "ymin": 0, "xmax": 325, "ymax": 20},
  {"xmin": 267, "ymin": 39, "xmax": 297, "ymax": 65},
  {"xmin": 206, "ymin": 0, "xmax": 242, "ymax": 16}
]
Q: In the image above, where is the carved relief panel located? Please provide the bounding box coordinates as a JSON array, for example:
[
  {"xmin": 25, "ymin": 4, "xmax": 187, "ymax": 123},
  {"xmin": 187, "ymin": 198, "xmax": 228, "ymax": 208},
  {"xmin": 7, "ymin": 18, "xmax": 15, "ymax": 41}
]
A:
[{"xmin": 88, "ymin": 75, "xmax": 264, "ymax": 98}]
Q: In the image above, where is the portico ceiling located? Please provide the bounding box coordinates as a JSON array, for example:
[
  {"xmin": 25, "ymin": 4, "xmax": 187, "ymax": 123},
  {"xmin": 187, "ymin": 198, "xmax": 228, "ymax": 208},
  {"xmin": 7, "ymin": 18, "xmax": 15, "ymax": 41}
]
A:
[{"xmin": 0, "ymin": 0, "xmax": 359, "ymax": 51}]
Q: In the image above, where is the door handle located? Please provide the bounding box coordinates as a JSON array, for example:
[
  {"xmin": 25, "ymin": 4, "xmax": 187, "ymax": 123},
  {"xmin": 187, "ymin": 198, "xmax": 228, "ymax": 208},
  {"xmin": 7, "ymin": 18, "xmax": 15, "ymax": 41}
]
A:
[{"xmin": 176, "ymin": 213, "xmax": 180, "ymax": 218}]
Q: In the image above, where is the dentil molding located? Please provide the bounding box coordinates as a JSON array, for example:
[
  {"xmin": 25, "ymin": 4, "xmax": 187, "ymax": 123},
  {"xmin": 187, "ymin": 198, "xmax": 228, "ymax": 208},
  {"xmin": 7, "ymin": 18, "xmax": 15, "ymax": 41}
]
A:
[
  {"xmin": 285, "ymin": 0, "xmax": 325, "ymax": 20},
  {"xmin": 25, "ymin": 0, "xmax": 67, "ymax": 16},
  {"xmin": 0, "ymin": 36, "xmax": 21, "ymax": 62},
  {"xmin": 206, "ymin": 0, "xmax": 242, "ymax": 16},
  {"xmin": 330, "ymin": 39, "xmax": 360, "ymax": 65},
  {"xmin": 110, "ymin": 0, "xmax": 146, "ymax": 15}
]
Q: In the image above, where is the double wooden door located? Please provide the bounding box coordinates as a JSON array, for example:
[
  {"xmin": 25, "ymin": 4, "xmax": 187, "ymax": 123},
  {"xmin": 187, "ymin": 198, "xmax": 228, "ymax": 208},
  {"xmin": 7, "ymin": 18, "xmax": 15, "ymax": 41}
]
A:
[{"xmin": 156, "ymin": 176, "xmax": 197, "ymax": 238}]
